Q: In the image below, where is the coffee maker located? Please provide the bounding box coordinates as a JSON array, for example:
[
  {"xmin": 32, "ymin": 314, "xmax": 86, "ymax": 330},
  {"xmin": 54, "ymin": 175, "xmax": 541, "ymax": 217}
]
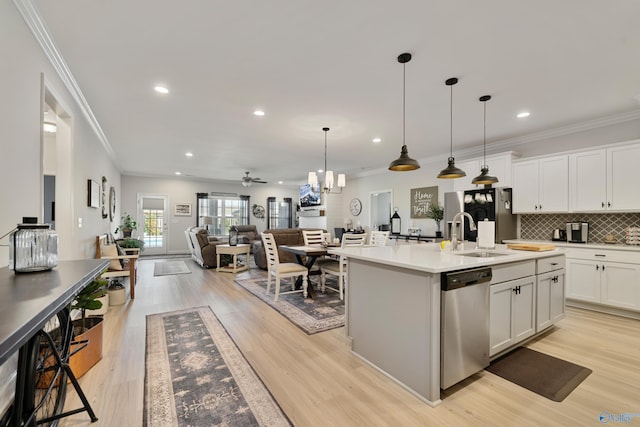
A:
[
  {"xmin": 566, "ymin": 222, "xmax": 589, "ymax": 243},
  {"xmin": 552, "ymin": 228, "xmax": 567, "ymax": 241}
]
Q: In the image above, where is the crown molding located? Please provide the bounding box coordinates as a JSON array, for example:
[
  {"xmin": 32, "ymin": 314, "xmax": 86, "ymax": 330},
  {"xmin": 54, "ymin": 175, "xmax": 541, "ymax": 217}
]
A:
[
  {"xmin": 355, "ymin": 109, "xmax": 640, "ymax": 179},
  {"xmin": 13, "ymin": 0, "xmax": 118, "ymax": 163}
]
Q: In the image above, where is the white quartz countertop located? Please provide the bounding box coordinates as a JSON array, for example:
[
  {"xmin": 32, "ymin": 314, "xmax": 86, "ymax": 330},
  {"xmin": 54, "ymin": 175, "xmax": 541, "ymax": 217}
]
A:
[
  {"xmin": 503, "ymin": 239, "xmax": 640, "ymax": 252},
  {"xmin": 329, "ymin": 243, "xmax": 563, "ymax": 274}
]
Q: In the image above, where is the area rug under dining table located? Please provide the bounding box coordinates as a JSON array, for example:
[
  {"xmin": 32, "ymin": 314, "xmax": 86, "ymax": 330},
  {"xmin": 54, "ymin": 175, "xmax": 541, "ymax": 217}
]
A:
[
  {"xmin": 234, "ymin": 275, "xmax": 344, "ymax": 334},
  {"xmin": 144, "ymin": 306, "xmax": 291, "ymax": 426}
]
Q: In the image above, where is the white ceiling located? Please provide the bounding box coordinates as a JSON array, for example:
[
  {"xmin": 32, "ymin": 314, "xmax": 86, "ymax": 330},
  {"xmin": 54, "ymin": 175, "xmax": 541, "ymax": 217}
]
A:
[{"xmin": 31, "ymin": 0, "xmax": 640, "ymax": 186}]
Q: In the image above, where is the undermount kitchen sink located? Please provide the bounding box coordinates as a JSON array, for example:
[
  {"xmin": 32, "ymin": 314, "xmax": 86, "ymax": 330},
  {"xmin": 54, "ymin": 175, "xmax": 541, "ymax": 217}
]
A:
[{"xmin": 457, "ymin": 251, "xmax": 511, "ymax": 258}]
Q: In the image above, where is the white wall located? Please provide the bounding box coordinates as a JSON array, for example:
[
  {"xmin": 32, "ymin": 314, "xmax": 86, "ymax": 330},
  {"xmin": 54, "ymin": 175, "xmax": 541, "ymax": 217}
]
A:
[
  {"xmin": 121, "ymin": 175, "xmax": 299, "ymax": 254},
  {"xmin": 0, "ymin": 2, "xmax": 120, "ymax": 266}
]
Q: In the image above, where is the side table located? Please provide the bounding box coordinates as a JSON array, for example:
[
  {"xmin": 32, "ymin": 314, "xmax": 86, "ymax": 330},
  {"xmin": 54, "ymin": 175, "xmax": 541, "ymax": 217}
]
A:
[{"xmin": 216, "ymin": 244, "xmax": 250, "ymax": 273}]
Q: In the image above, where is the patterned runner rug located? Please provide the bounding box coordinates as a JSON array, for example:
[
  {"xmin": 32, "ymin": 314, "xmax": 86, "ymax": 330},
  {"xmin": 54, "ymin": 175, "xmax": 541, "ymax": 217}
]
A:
[
  {"xmin": 144, "ymin": 306, "xmax": 291, "ymax": 426},
  {"xmin": 234, "ymin": 275, "xmax": 344, "ymax": 334}
]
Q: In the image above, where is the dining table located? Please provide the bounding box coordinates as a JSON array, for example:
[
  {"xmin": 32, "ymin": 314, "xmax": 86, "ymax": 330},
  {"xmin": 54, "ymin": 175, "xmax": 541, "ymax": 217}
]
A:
[{"xmin": 279, "ymin": 244, "xmax": 339, "ymax": 299}]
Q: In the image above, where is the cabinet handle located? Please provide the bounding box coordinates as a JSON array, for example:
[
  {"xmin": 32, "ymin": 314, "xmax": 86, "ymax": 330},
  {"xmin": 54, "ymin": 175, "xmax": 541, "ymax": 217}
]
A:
[
  {"xmin": 595, "ymin": 254, "xmax": 606, "ymax": 257},
  {"xmin": 596, "ymin": 265, "xmax": 599, "ymax": 270},
  {"xmin": 607, "ymin": 202, "xmax": 611, "ymax": 208},
  {"xmin": 550, "ymin": 262, "xmax": 558, "ymax": 266},
  {"xmin": 539, "ymin": 205, "xmax": 542, "ymax": 210},
  {"xmin": 602, "ymin": 201, "xmax": 605, "ymax": 208},
  {"xmin": 602, "ymin": 265, "xmax": 606, "ymax": 271}
]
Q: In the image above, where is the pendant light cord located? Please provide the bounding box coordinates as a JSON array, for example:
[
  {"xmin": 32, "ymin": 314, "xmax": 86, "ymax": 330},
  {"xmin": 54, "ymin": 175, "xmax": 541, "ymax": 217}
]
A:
[
  {"xmin": 403, "ymin": 62, "xmax": 406, "ymax": 146},
  {"xmin": 483, "ymin": 101, "xmax": 487, "ymax": 164},
  {"xmin": 449, "ymin": 83, "xmax": 453, "ymax": 157},
  {"xmin": 324, "ymin": 129, "xmax": 328, "ymax": 174}
]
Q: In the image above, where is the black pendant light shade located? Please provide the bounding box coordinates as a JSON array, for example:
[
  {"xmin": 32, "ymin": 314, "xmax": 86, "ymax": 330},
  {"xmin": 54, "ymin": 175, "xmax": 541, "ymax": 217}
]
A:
[
  {"xmin": 471, "ymin": 95, "xmax": 499, "ymax": 185},
  {"xmin": 437, "ymin": 77, "xmax": 465, "ymax": 179},
  {"xmin": 389, "ymin": 53, "xmax": 420, "ymax": 171}
]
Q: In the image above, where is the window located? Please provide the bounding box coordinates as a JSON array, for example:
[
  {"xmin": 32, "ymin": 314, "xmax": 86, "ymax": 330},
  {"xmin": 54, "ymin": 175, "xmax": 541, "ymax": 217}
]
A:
[
  {"xmin": 196, "ymin": 193, "xmax": 249, "ymax": 235},
  {"xmin": 267, "ymin": 197, "xmax": 292, "ymax": 229}
]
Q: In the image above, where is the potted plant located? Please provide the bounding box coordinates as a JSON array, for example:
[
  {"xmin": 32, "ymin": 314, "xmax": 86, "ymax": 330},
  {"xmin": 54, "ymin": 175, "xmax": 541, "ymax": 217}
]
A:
[
  {"xmin": 119, "ymin": 237, "xmax": 145, "ymax": 252},
  {"xmin": 427, "ymin": 203, "xmax": 445, "ymax": 237},
  {"xmin": 68, "ymin": 276, "xmax": 108, "ymax": 379},
  {"xmin": 115, "ymin": 212, "xmax": 137, "ymax": 237}
]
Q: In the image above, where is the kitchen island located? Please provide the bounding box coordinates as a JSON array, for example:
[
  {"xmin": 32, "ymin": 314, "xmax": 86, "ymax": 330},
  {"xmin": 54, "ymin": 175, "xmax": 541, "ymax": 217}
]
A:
[{"xmin": 329, "ymin": 243, "xmax": 564, "ymax": 406}]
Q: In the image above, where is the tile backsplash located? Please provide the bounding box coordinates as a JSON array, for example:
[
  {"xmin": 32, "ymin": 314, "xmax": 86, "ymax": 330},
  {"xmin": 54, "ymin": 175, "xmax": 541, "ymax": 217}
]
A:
[{"xmin": 520, "ymin": 213, "xmax": 640, "ymax": 244}]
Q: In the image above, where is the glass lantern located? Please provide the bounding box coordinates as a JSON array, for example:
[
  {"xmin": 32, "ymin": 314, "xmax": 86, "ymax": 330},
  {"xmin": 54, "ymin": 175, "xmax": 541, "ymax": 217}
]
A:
[{"xmin": 9, "ymin": 218, "xmax": 58, "ymax": 272}]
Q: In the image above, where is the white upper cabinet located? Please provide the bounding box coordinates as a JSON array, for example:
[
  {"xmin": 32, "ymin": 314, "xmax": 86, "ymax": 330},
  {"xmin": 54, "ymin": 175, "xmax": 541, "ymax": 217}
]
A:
[
  {"xmin": 512, "ymin": 155, "xmax": 568, "ymax": 213},
  {"xmin": 607, "ymin": 144, "xmax": 640, "ymax": 211},
  {"xmin": 569, "ymin": 142, "xmax": 640, "ymax": 212},
  {"xmin": 453, "ymin": 153, "xmax": 514, "ymax": 192}
]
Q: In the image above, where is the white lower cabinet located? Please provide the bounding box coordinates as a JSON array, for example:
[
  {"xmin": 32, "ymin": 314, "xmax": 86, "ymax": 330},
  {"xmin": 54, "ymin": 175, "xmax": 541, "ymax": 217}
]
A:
[
  {"xmin": 490, "ymin": 276, "xmax": 536, "ymax": 356},
  {"xmin": 566, "ymin": 249, "xmax": 640, "ymax": 312},
  {"xmin": 536, "ymin": 270, "xmax": 565, "ymax": 332}
]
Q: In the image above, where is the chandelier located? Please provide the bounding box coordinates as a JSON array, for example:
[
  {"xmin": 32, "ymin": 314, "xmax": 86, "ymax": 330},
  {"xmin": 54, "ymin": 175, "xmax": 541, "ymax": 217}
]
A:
[{"xmin": 308, "ymin": 127, "xmax": 345, "ymax": 193}]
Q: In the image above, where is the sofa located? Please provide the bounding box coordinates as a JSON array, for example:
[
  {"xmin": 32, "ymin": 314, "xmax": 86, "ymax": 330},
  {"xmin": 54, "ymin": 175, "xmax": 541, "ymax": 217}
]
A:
[
  {"xmin": 230, "ymin": 225, "xmax": 260, "ymax": 252},
  {"xmin": 252, "ymin": 228, "xmax": 326, "ymax": 270},
  {"xmin": 185, "ymin": 226, "xmax": 227, "ymax": 268}
]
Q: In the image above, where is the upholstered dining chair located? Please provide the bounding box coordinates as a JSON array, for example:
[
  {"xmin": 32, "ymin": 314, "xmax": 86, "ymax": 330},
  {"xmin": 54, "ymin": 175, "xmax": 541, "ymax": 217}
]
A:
[
  {"xmin": 261, "ymin": 233, "xmax": 309, "ymax": 301},
  {"xmin": 320, "ymin": 233, "xmax": 367, "ymax": 300},
  {"xmin": 369, "ymin": 230, "xmax": 390, "ymax": 247}
]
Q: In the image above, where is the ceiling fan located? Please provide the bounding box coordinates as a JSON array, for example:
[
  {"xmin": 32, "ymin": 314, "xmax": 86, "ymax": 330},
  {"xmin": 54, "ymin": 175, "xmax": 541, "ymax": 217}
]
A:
[{"xmin": 241, "ymin": 171, "xmax": 267, "ymax": 187}]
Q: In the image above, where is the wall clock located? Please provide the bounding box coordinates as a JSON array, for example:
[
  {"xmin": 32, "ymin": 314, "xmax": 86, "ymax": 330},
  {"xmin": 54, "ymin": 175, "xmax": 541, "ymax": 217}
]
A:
[
  {"xmin": 109, "ymin": 187, "xmax": 116, "ymax": 221},
  {"xmin": 350, "ymin": 198, "xmax": 362, "ymax": 216},
  {"xmin": 252, "ymin": 204, "xmax": 265, "ymax": 219}
]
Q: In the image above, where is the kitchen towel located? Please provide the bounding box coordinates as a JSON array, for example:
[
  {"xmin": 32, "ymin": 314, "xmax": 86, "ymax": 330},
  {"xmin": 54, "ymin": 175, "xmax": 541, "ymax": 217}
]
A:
[{"xmin": 477, "ymin": 220, "xmax": 495, "ymax": 249}]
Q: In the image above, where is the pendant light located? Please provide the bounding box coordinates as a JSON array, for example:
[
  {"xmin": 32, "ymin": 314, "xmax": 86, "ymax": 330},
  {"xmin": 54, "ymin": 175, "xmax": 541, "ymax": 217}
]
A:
[
  {"xmin": 389, "ymin": 53, "xmax": 420, "ymax": 171},
  {"xmin": 309, "ymin": 127, "xmax": 346, "ymax": 193},
  {"xmin": 437, "ymin": 77, "xmax": 466, "ymax": 179},
  {"xmin": 471, "ymin": 95, "xmax": 499, "ymax": 186}
]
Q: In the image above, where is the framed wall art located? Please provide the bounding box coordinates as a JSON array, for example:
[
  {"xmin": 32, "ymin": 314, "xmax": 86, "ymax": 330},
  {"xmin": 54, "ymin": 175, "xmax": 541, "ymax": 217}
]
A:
[
  {"xmin": 88, "ymin": 179, "xmax": 100, "ymax": 208},
  {"xmin": 174, "ymin": 203, "xmax": 192, "ymax": 216}
]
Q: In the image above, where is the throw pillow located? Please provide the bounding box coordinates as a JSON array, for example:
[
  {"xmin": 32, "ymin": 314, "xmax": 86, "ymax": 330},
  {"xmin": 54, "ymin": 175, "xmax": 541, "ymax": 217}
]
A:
[{"xmin": 101, "ymin": 244, "xmax": 123, "ymax": 270}]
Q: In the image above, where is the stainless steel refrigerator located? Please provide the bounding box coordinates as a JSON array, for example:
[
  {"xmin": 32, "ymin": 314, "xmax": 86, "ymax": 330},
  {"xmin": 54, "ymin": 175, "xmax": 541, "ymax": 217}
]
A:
[{"xmin": 444, "ymin": 187, "xmax": 517, "ymax": 243}]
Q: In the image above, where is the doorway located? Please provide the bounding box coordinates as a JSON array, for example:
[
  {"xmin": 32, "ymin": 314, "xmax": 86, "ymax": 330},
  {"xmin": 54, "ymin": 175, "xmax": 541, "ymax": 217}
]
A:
[
  {"xmin": 42, "ymin": 85, "xmax": 72, "ymax": 259},
  {"xmin": 139, "ymin": 194, "xmax": 169, "ymax": 255}
]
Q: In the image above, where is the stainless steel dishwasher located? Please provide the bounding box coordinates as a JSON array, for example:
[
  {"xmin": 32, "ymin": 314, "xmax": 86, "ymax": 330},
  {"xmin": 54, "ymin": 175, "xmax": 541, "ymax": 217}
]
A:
[{"xmin": 441, "ymin": 267, "xmax": 492, "ymax": 389}]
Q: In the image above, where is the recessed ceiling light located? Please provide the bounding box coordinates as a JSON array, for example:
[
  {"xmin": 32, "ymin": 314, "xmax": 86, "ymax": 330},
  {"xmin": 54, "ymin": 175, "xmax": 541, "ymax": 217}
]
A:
[
  {"xmin": 175, "ymin": 171, "xmax": 181, "ymax": 175},
  {"xmin": 253, "ymin": 110, "xmax": 265, "ymax": 116},
  {"xmin": 372, "ymin": 138, "xmax": 382, "ymax": 143},
  {"xmin": 185, "ymin": 152, "xmax": 193, "ymax": 157},
  {"xmin": 278, "ymin": 181, "xmax": 283, "ymax": 184},
  {"xmin": 517, "ymin": 111, "xmax": 530, "ymax": 118},
  {"xmin": 154, "ymin": 86, "xmax": 169, "ymax": 94}
]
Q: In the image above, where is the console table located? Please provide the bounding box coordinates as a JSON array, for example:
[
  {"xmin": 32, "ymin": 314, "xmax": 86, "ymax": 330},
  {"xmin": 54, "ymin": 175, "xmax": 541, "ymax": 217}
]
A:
[{"xmin": 0, "ymin": 259, "xmax": 108, "ymax": 426}]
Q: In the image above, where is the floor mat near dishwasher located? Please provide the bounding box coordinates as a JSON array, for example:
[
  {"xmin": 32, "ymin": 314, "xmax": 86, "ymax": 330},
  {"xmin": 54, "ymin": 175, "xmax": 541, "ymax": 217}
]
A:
[{"xmin": 485, "ymin": 347, "xmax": 592, "ymax": 402}]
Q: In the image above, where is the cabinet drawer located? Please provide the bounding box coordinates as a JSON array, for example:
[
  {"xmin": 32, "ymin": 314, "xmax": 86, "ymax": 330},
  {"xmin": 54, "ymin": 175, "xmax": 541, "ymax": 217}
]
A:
[
  {"xmin": 566, "ymin": 248, "xmax": 640, "ymax": 264},
  {"xmin": 491, "ymin": 260, "xmax": 535, "ymax": 285},
  {"xmin": 537, "ymin": 255, "xmax": 565, "ymax": 274}
]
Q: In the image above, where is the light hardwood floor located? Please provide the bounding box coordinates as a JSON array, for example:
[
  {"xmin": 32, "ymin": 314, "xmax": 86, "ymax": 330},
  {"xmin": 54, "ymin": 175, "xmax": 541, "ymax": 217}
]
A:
[{"xmin": 59, "ymin": 257, "xmax": 640, "ymax": 426}]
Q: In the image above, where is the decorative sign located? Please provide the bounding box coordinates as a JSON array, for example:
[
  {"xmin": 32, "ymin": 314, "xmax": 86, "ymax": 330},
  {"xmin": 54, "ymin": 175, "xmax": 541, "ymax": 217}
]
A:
[{"xmin": 410, "ymin": 186, "xmax": 438, "ymax": 219}]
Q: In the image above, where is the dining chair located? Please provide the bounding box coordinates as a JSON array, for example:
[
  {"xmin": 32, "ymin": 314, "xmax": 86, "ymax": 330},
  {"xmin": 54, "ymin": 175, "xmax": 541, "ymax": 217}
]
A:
[
  {"xmin": 320, "ymin": 233, "xmax": 367, "ymax": 300},
  {"xmin": 369, "ymin": 230, "xmax": 390, "ymax": 247},
  {"xmin": 302, "ymin": 229, "xmax": 324, "ymax": 246},
  {"xmin": 261, "ymin": 233, "xmax": 308, "ymax": 301},
  {"xmin": 302, "ymin": 229, "xmax": 331, "ymax": 268}
]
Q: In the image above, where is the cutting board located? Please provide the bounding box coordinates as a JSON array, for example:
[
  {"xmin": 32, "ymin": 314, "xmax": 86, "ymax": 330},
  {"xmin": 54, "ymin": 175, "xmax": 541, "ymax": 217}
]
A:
[{"xmin": 507, "ymin": 243, "xmax": 556, "ymax": 252}]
